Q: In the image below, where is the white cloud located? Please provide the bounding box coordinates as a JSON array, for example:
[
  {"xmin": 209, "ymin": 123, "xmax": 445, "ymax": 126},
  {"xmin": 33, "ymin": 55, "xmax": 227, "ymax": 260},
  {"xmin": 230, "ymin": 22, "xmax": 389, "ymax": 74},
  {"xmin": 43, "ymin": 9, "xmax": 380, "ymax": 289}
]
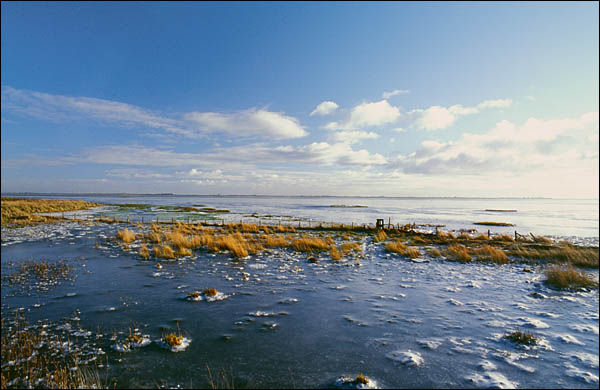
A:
[
  {"xmin": 382, "ymin": 89, "xmax": 409, "ymax": 99},
  {"xmin": 477, "ymin": 99, "xmax": 513, "ymax": 108},
  {"xmin": 324, "ymin": 100, "xmax": 401, "ymax": 130},
  {"xmin": 184, "ymin": 109, "xmax": 307, "ymax": 139},
  {"xmin": 408, "ymin": 98, "xmax": 513, "ymax": 130},
  {"xmin": 2, "ymin": 86, "xmax": 307, "ymax": 140},
  {"xmin": 310, "ymin": 101, "xmax": 339, "ymax": 116},
  {"xmin": 331, "ymin": 130, "xmax": 379, "ymax": 144},
  {"xmin": 391, "ymin": 111, "xmax": 599, "ymax": 176}
]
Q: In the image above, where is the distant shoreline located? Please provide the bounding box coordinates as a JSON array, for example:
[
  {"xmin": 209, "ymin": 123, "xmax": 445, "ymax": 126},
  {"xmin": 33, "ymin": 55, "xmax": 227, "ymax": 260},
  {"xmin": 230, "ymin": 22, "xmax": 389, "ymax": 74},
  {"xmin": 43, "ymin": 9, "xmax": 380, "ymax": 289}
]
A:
[{"xmin": 2, "ymin": 192, "xmax": 582, "ymax": 200}]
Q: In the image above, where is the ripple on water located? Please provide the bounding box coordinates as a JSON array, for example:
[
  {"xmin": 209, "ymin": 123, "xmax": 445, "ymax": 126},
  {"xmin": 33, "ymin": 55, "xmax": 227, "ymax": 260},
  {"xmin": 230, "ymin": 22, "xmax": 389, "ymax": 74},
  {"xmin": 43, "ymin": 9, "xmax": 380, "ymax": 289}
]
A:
[
  {"xmin": 563, "ymin": 362, "xmax": 599, "ymax": 385},
  {"xmin": 555, "ymin": 333, "xmax": 585, "ymax": 346}
]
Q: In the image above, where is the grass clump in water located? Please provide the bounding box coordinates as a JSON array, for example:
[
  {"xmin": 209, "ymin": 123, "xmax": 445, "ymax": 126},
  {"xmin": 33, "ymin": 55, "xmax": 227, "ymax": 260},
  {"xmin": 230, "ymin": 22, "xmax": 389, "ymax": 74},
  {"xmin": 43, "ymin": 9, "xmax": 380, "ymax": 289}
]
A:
[
  {"xmin": 373, "ymin": 230, "xmax": 387, "ymax": 242},
  {"xmin": 544, "ymin": 266, "xmax": 598, "ymax": 289},
  {"xmin": 330, "ymin": 246, "xmax": 343, "ymax": 261},
  {"xmin": 290, "ymin": 236, "xmax": 330, "ymax": 253},
  {"xmin": 203, "ymin": 288, "xmax": 218, "ymax": 297},
  {"xmin": 154, "ymin": 244, "xmax": 175, "ymax": 259},
  {"xmin": 445, "ymin": 244, "xmax": 472, "ymax": 262},
  {"xmin": 163, "ymin": 332, "xmax": 183, "ymax": 347},
  {"xmin": 504, "ymin": 330, "xmax": 537, "ymax": 346},
  {"xmin": 139, "ymin": 244, "xmax": 150, "ymax": 260},
  {"xmin": 429, "ymin": 248, "xmax": 442, "ymax": 257},
  {"xmin": 116, "ymin": 228, "xmax": 136, "ymax": 243}
]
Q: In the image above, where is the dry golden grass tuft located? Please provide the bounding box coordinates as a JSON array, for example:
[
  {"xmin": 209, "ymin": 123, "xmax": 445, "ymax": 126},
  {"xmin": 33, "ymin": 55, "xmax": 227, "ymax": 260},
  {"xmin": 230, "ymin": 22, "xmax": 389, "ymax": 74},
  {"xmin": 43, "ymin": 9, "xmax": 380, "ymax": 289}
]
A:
[
  {"xmin": 262, "ymin": 234, "xmax": 289, "ymax": 248},
  {"xmin": 290, "ymin": 236, "xmax": 330, "ymax": 253},
  {"xmin": 116, "ymin": 228, "xmax": 136, "ymax": 243},
  {"xmin": 373, "ymin": 229, "xmax": 387, "ymax": 242},
  {"xmin": 341, "ymin": 241, "xmax": 362, "ymax": 254},
  {"xmin": 544, "ymin": 266, "xmax": 598, "ymax": 289},
  {"xmin": 473, "ymin": 244, "xmax": 509, "ymax": 264},
  {"xmin": 164, "ymin": 231, "xmax": 191, "ymax": 249},
  {"xmin": 473, "ymin": 234, "xmax": 490, "ymax": 241},
  {"xmin": 146, "ymin": 231, "xmax": 162, "ymax": 243},
  {"xmin": 446, "ymin": 244, "xmax": 472, "ymax": 262},
  {"xmin": 203, "ymin": 288, "xmax": 218, "ymax": 296},
  {"xmin": 330, "ymin": 246, "xmax": 343, "ymax": 261},
  {"xmin": 215, "ymin": 234, "xmax": 249, "ymax": 258},
  {"xmin": 154, "ymin": 244, "xmax": 175, "ymax": 259},
  {"xmin": 411, "ymin": 236, "xmax": 430, "ymax": 245},
  {"xmin": 405, "ymin": 247, "xmax": 421, "ymax": 258},
  {"xmin": 385, "ymin": 240, "xmax": 407, "ymax": 254},
  {"xmin": 139, "ymin": 244, "xmax": 150, "ymax": 260},
  {"xmin": 429, "ymin": 247, "xmax": 442, "ymax": 257},
  {"xmin": 163, "ymin": 332, "xmax": 183, "ymax": 347},
  {"xmin": 176, "ymin": 247, "xmax": 193, "ymax": 257}
]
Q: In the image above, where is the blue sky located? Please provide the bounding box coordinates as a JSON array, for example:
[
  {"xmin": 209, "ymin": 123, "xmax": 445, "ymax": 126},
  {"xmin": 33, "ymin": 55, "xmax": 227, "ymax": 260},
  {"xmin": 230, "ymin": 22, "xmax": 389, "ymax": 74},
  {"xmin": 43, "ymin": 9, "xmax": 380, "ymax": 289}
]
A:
[{"xmin": 2, "ymin": 1, "xmax": 598, "ymax": 197}]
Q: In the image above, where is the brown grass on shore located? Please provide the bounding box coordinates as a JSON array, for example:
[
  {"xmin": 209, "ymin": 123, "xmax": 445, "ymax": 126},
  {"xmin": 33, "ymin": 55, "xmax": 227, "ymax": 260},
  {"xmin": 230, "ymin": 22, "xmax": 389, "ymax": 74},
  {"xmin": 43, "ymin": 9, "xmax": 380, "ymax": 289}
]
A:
[
  {"xmin": 544, "ymin": 266, "xmax": 598, "ymax": 289},
  {"xmin": 385, "ymin": 240, "xmax": 420, "ymax": 258},
  {"xmin": 215, "ymin": 234, "xmax": 249, "ymax": 258},
  {"xmin": 509, "ymin": 243, "xmax": 598, "ymax": 268},
  {"xmin": 429, "ymin": 248, "xmax": 442, "ymax": 257},
  {"xmin": 1, "ymin": 197, "xmax": 100, "ymax": 227},
  {"xmin": 473, "ymin": 244, "xmax": 509, "ymax": 264},
  {"xmin": 330, "ymin": 246, "xmax": 343, "ymax": 260},
  {"xmin": 446, "ymin": 244, "xmax": 472, "ymax": 262}
]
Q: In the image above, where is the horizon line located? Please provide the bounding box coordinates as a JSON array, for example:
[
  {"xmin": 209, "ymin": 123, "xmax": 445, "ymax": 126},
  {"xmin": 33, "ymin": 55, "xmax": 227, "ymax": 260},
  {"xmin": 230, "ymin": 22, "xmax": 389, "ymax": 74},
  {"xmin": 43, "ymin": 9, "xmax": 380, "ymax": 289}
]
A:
[{"xmin": 2, "ymin": 191, "xmax": 599, "ymax": 201}]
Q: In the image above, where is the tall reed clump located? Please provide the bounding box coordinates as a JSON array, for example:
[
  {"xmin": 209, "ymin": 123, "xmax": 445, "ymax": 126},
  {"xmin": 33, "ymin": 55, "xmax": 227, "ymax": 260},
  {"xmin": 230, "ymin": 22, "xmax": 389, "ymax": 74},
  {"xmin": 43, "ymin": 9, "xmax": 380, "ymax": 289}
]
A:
[
  {"xmin": 473, "ymin": 245, "xmax": 509, "ymax": 264},
  {"xmin": 154, "ymin": 244, "xmax": 175, "ymax": 259},
  {"xmin": 139, "ymin": 244, "xmax": 150, "ymax": 260},
  {"xmin": 330, "ymin": 246, "xmax": 343, "ymax": 261},
  {"xmin": 116, "ymin": 228, "xmax": 136, "ymax": 243},
  {"xmin": 290, "ymin": 236, "xmax": 330, "ymax": 253},
  {"xmin": 385, "ymin": 240, "xmax": 421, "ymax": 258},
  {"xmin": 445, "ymin": 244, "xmax": 472, "ymax": 262},
  {"xmin": 261, "ymin": 234, "xmax": 289, "ymax": 248},
  {"xmin": 373, "ymin": 230, "xmax": 387, "ymax": 243},
  {"xmin": 544, "ymin": 266, "xmax": 598, "ymax": 289},
  {"xmin": 215, "ymin": 234, "xmax": 249, "ymax": 258}
]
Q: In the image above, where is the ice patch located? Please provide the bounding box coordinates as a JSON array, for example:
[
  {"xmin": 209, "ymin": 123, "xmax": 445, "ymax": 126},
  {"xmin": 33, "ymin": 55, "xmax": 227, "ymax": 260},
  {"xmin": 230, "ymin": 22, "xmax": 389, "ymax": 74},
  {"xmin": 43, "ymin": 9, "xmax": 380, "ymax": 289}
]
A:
[
  {"xmin": 556, "ymin": 334, "xmax": 585, "ymax": 346},
  {"xmin": 447, "ymin": 299, "xmax": 464, "ymax": 306},
  {"xmin": 334, "ymin": 375, "xmax": 380, "ymax": 389},
  {"xmin": 518, "ymin": 317, "xmax": 550, "ymax": 329},
  {"xmin": 570, "ymin": 323, "xmax": 599, "ymax": 335},
  {"xmin": 565, "ymin": 352, "xmax": 599, "ymax": 369},
  {"xmin": 465, "ymin": 372, "xmax": 518, "ymax": 389},
  {"xmin": 386, "ymin": 350, "xmax": 424, "ymax": 366},
  {"xmin": 564, "ymin": 362, "xmax": 599, "ymax": 384},
  {"xmin": 477, "ymin": 360, "xmax": 497, "ymax": 371},
  {"xmin": 417, "ymin": 338, "xmax": 444, "ymax": 350}
]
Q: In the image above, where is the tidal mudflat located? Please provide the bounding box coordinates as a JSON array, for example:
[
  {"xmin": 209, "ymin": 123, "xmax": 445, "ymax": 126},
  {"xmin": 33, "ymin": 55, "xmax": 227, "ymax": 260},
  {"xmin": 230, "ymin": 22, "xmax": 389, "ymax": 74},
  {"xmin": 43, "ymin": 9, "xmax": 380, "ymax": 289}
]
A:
[{"xmin": 1, "ymin": 198, "xmax": 598, "ymax": 389}]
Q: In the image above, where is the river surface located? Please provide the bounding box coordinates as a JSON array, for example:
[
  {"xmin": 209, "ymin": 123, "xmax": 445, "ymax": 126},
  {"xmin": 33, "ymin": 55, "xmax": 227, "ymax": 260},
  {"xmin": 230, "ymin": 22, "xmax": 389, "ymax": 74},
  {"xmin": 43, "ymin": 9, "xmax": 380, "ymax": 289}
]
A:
[{"xmin": 1, "ymin": 195, "xmax": 598, "ymax": 388}]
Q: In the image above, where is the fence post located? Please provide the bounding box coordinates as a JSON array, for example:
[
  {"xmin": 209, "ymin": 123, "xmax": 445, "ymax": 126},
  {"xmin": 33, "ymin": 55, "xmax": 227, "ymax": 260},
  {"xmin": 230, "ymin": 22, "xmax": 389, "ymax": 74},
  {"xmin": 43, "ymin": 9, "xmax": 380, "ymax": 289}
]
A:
[
  {"xmin": 488, "ymin": 229, "xmax": 490, "ymax": 238},
  {"xmin": 515, "ymin": 230, "xmax": 517, "ymax": 241},
  {"xmin": 388, "ymin": 217, "xmax": 391, "ymax": 229}
]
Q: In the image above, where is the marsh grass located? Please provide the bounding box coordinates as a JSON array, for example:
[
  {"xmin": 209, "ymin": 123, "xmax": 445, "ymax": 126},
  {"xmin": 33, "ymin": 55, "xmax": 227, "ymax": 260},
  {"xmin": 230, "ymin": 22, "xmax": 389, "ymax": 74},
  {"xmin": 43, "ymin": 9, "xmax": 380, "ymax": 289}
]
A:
[
  {"xmin": 473, "ymin": 245, "xmax": 509, "ymax": 264},
  {"xmin": 3, "ymin": 260, "xmax": 74, "ymax": 293},
  {"xmin": 429, "ymin": 247, "xmax": 442, "ymax": 257},
  {"xmin": 544, "ymin": 266, "xmax": 598, "ymax": 289},
  {"xmin": 446, "ymin": 244, "xmax": 472, "ymax": 262},
  {"xmin": 1, "ymin": 313, "xmax": 105, "ymax": 389},
  {"xmin": 510, "ymin": 243, "xmax": 599, "ymax": 268},
  {"xmin": 504, "ymin": 330, "xmax": 537, "ymax": 346},
  {"xmin": 203, "ymin": 288, "xmax": 218, "ymax": 297},
  {"xmin": 330, "ymin": 246, "xmax": 343, "ymax": 261},
  {"xmin": 290, "ymin": 236, "xmax": 330, "ymax": 253},
  {"xmin": 1, "ymin": 197, "xmax": 100, "ymax": 227},
  {"xmin": 373, "ymin": 230, "xmax": 387, "ymax": 242},
  {"xmin": 154, "ymin": 244, "xmax": 175, "ymax": 259},
  {"xmin": 116, "ymin": 228, "xmax": 136, "ymax": 243},
  {"xmin": 139, "ymin": 244, "xmax": 150, "ymax": 260}
]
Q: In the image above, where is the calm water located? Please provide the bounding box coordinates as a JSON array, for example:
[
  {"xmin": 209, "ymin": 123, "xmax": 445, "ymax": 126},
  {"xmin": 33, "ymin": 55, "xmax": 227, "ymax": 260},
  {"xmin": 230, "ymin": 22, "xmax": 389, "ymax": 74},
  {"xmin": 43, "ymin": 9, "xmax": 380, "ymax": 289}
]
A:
[{"xmin": 1, "ymin": 195, "xmax": 598, "ymax": 388}]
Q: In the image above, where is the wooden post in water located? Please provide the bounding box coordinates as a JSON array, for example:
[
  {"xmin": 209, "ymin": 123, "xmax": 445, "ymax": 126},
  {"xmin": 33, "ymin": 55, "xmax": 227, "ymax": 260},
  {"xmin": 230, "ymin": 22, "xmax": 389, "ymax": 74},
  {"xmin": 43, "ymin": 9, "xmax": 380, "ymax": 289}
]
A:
[
  {"xmin": 488, "ymin": 229, "xmax": 491, "ymax": 238},
  {"xmin": 127, "ymin": 216, "xmax": 130, "ymax": 223},
  {"xmin": 388, "ymin": 217, "xmax": 391, "ymax": 229},
  {"xmin": 515, "ymin": 230, "xmax": 518, "ymax": 241}
]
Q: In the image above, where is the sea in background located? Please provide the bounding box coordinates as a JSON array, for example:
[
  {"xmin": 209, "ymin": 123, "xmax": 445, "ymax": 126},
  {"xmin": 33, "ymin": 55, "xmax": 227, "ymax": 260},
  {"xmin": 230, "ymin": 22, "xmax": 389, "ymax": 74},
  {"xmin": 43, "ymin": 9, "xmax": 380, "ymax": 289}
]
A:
[
  {"xmin": 1, "ymin": 194, "xmax": 598, "ymax": 388},
  {"xmin": 4, "ymin": 194, "xmax": 599, "ymax": 244}
]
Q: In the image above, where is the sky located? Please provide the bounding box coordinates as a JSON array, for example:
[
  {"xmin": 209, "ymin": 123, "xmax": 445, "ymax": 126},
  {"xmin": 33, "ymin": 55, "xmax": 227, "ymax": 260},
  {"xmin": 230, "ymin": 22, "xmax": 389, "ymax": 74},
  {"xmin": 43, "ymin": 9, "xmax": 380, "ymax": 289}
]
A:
[{"xmin": 1, "ymin": 1, "xmax": 598, "ymax": 198}]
